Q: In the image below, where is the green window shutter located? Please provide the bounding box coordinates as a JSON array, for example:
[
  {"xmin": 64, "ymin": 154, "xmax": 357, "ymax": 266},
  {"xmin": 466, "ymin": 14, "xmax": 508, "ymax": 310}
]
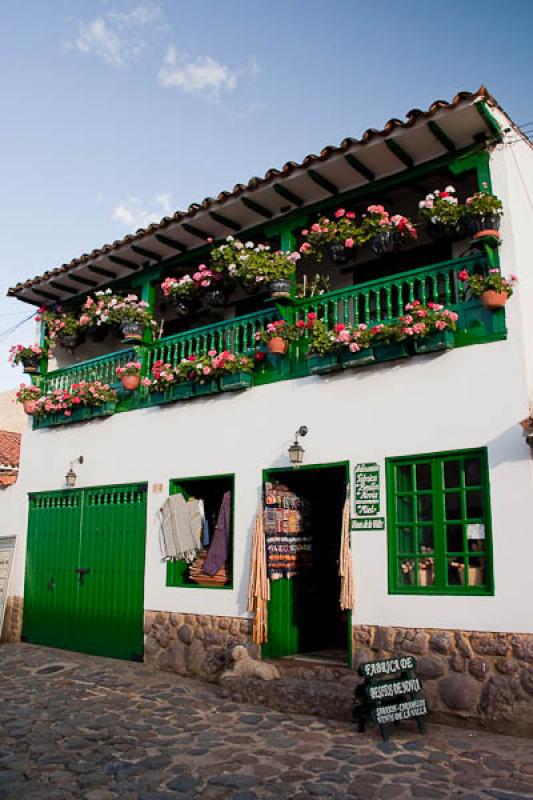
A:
[{"xmin": 386, "ymin": 449, "xmax": 493, "ymax": 596}]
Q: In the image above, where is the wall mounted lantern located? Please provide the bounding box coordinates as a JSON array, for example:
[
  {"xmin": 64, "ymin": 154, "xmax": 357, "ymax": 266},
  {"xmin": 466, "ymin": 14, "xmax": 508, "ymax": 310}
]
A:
[
  {"xmin": 288, "ymin": 426, "xmax": 308, "ymax": 467},
  {"xmin": 65, "ymin": 456, "xmax": 84, "ymax": 488}
]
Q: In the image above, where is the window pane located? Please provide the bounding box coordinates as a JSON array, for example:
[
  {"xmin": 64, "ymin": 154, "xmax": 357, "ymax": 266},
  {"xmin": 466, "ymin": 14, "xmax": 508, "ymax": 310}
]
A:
[
  {"xmin": 445, "ymin": 492, "xmax": 461, "ymax": 520},
  {"xmin": 397, "ymin": 495, "xmax": 413, "ymax": 523},
  {"xmin": 448, "ymin": 557, "xmax": 465, "ymax": 585},
  {"xmin": 418, "ymin": 558, "xmax": 434, "ymax": 587},
  {"xmin": 419, "ymin": 527, "xmax": 434, "ymax": 552},
  {"xmin": 444, "ymin": 460, "xmax": 461, "ymax": 488},
  {"xmin": 466, "ymin": 491, "xmax": 483, "ymax": 519},
  {"xmin": 468, "ymin": 538, "xmax": 485, "ymax": 553},
  {"xmin": 446, "ymin": 524, "xmax": 463, "ymax": 552},
  {"xmin": 398, "ymin": 527, "xmax": 414, "ymax": 553},
  {"xmin": 464, "ymin": 457, "xmax": 481, "ymax": 487},
  {"xmin": 466, "ymin": 558, "xmax": 486, "ymax": 586},
  {"xmin": 417, "ymin": 495, "xmax": 433, "ymax": 522},
  {"xmin": 416, "ymin": 463, "xmax": 431, "ymax": 490},
  {"xmin": 399, "ymin": 559, "xmax": 415, "ymax": 586},
  {"xmin": 397, "ymin": 465, "xmax": 412, "ymax": 492}
]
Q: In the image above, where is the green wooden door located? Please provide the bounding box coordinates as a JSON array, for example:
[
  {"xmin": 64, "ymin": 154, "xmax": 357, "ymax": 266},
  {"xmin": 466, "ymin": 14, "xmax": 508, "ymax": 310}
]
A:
[{"xmin": 23, "ymin": 483, "xmax": 147, "ymax": 660}]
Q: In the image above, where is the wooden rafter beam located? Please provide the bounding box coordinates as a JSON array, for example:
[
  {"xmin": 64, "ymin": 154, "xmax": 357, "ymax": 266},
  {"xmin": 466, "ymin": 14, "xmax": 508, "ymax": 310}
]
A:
[
  {"xmin": 87, "ymin": 265, "xmax": 118, "ymax": 279},
  {"xmin": 385, "ymin": 139, "xmax": 415, "ymax": 169},
  {"xmin": 273, "ymin": 183, "xmax": 303, "ymax": 207},
  {"xmin": 65, "ymin": 274, "xmax": 99, "ymax": 287},
  {"xmin": 31, "ymin": 288, "xmax": 62, "ymax": 301},
  {"xmin": 49, "ymin": 281, "xmax": 78, "ymax": 294},
  {"xmin": 130, "ymin": 244, "xmax": 163, "ymax": 262},
  {"xmin": 307, "ymin": 169, "xmax": 338, "ymax": 195},
  {"xmin": 208, "ymin": 211, "xmax": 242, "ymax": 232},
  {"xmin": 344, "ymin": 154, "xmax": 375, "ymax": 182},
  {"xmin": 108, "ymin": 255, "xmax": 142, "ymax": 270},
  {"xmin": 240, "ymin": 196, "xmax": 273, "ymax": 219},
  {"xmin": 155, "ymin": 234, "xmax": 187, "ymax": 253},
  {"xmin": 182, "ymin": 223, "xmax": 212, "ymax": 241},
  {"xmin": 427, "ymin": 121, "xmax": 456, "ymax": 153}
]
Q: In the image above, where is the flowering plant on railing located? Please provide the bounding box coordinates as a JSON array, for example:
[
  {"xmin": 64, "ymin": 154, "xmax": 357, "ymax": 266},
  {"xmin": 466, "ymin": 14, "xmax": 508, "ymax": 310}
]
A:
[
  {"xmin": 360, "ymin": 206, "xmax": 418, "ymax": 255},
  {"xmin": 459, "ymin": 268, "xmax": 517, "ymax": 305},
  {"xmin": 367, "ymin": 321, "xmax": 406, "ymax": 344},
  {"xmin": 464, "ymin": 185, "xmax": 503, "ymax": 239},
  {"xmin": 34, "ymin": 381, "xmax": 117, "ymax": 418},
  {"xmin": 255, "ymin": 319, "xmax": 302, "ymax": 346},
  {"xmin": 161, "ymin": 275, "xmax": 198, "ymax": 301},
  {"xmin": 332, "ymin": 323, "xmax": 374, "ymax": 353},
  {"xmin": 175, "ymin": 354, "xmax": 216, "ymax": 384},
  {"xmin": 399, "ymin": 301, "xmax": 458, "ymax": 337},
  {"xmin": 8, "ymin": 343, "xmax": 46, "ymax": 372},
  {"xmin": 115, "ymin": 361, "xmax": 142, "ymax": 391},
  {"xmin": 104, "ymin": 294, "xmax": 154, "ymax": 326},
  {"xmin": 36, "ymin": 307, "xmax": 83, "ymax": 347},
  {"xmin": 305, "ymin": 318, "xmax": 341, "ymax": 356},
  {"xmin": 15, "ymin": 384, "xmax": 42, "ymax": 415},
  {"xmin": 418, "ymin": 187, "xmax": 463, "ymax": 237},
  {"xmin": 211, "ymin": 351, "xmax": 255, "ymax": 375},
  {"xmin": 142, "ymin": 361, "xmax": 178, "ymax": 393},
  {"xmin": 211, "ymin": 236, "xmax": 299, "ymax": 295},
  {"xmin": 299, "ymin": 209, "xmax": 360, "ymax": 262}
]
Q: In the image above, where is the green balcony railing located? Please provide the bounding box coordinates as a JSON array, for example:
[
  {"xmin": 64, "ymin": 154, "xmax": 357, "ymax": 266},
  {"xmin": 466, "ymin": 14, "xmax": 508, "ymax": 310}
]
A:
[{"xmin": 43, "ymin": 348, "xmax": 137, "ymax": 393}]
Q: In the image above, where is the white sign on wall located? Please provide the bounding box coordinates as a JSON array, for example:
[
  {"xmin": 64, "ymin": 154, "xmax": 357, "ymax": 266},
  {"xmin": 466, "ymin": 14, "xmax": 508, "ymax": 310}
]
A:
[{"xmin": 0, "ymin": 537, "xmax": 15, "ymax": 634}]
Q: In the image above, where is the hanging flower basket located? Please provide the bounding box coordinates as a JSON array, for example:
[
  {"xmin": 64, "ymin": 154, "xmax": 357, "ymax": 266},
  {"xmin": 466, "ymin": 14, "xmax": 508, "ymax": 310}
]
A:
[
  {"xmin": 220, "ymin": 372, "xmax": 254, "ymax": 392},
  {"xmin": 120, "ymin": 320, "xmax": 144, "ymax": 341},
  {"xmin": 328, "ymin": 243, "xmax": 349, "ymax": 264},
  {"xmin": 20, "ymin": 354, "xmax": 41, "ymax": 374},
  {"xmin": 340, "ymin": 348, "xmax": 375, "ymax": 369},
  {"xmin": 427, "ymin": 220, "xmax": 464, "ymax": 241},
  {"xmin": 23, "ymin": 399, "xmax": 38, "ymax": 415},
  {"xmin": 307, "ymin": 353, "xmax": 340, "ymax": 374},
  {"xmin": 86, "ymin": 324, "xmax": 108, "ymax": 343},
  {"xmin": 465, "ymin": 212, "xmax": 501, "ymax": 241},
  {"xmin": 481, "ymin": 289, "xmax": 508, "ymax": 310},
  {"xmin": 371, "ymin": 230, "xmax": 402, "ymax": 256},
  {"xmin": 268, "ymin": 279, "xmax": 291, "ymax": 299},
  {"xmin": 267, "ymin": 337, "xmax": 288, "ymax": 355},
  {"xmin": 413, "ymin": 329, "xmax": 455, "ymax": 354}
]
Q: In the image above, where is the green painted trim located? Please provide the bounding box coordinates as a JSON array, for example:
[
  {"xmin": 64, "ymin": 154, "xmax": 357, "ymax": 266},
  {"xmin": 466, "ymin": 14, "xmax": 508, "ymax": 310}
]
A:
[
  {"xmin": 166, "ymin": 473, "xmax": 235, "ymax": 590},
  {"xmin": 427, "ymin": 121, "xmax": 456, "ymax": 153},
  {"xmin": 475, "ymin": 100, "xmax": 503, "ymax": 142},
  {"xmin": 449, "ymin": 150, "xmax": 492, "ymax": 193},
  {"xmin": 386, "ymin": 447, "xmax": 494, "ymax": 596}
]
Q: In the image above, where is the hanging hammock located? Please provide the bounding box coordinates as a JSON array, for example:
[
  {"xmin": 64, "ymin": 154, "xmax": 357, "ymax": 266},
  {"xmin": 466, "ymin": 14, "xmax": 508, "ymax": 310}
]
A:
[
  {"xmin": 339, "ymin": 484, "xmax": 355, "ymax": 611},
  {"xmin": 247, "ymin": 508, "xmax": 270, "ymax": 644}
]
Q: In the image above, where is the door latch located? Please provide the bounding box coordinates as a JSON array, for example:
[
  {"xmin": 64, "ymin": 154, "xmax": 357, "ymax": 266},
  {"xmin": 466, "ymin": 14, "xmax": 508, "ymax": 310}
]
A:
[
  {"xmin": 48, "ymin": 578, "xmax": 56, "ymax": 592},
  {"xmin": 75, "ymin": 567, "xmax": 90, "ymax": 586}
]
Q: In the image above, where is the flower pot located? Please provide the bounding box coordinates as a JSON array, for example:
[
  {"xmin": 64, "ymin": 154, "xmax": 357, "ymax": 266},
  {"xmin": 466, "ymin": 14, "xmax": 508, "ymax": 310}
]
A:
[
  {"xmin": 267, "ymin": 337, "xmax": 288, "ymax": 355},
  {"xmin": 328, "ymin": 243, "xmax": 349, "ymax": 264},
  {"xmin": 307, "ymin": 353, "xmax": 340, "ymax": 375},
  {"xmin": 121, "ymin": 321, "xmax": 144, "ymax": 341},
  {"xmin": 86, "ymin": 324, "xmax": 108, "ymax": 343},
  {"xmin": 121, "ymin": 374, "xmax": 141, "ymax": 391},
  {"xmin": 171, "ymin": 299, "xmax": 191, "ymax": 318},
  {"xmin": 58, "ymin": 333, "xmax": 80, "ymax": 351},
  {"xmin": 193, "ymin": 380, "xmax": 220, "ymax": 397},
  {"xmin": 464, "ymin": 212, "xmax": 501, "ymax": 240},
  {"xmin": 371, "ymin": 230, "xmax": 402, "ymax": 256},
  {"xmin": 90, "ymin": 402, "xmax": 117, "ymax": 419},
  {"xmin": 372, "ymin": 340, "xmax": 410, "ymax": 362},
  {"xmin": 340, "ymin": 348, "xmax": 375, "ymax": 369},
  {"xmin": 169, "ymin": 381, "xmax": 194, "ymax": 401},
  {"xmin": 481, "ymin": 289, "xmax": 508, "ymax": 310},
  {"xmin": 205, "ymin": 289, "xmax": 226, "ymax": 308},
  {"xmin": 220, "ymin": 372, "xmax": 254, "ymax": 392},
  {"xmin": 413, "ymin": 329, "xmax": 455, "ymax": 354},
  {"xmin": 23, "ymin": 399, "xmax": 37, "ymax": 415},
  {"xmin": 268, "ymin": 279, "xmax": 291, "ymax": 299},
  {"xmin": 21, "ymin": 355, "xmax": 40, "ymax": 374},
  {"xmin": 427, "ymin": 220, "xmax": 464, "ymax": 241}
]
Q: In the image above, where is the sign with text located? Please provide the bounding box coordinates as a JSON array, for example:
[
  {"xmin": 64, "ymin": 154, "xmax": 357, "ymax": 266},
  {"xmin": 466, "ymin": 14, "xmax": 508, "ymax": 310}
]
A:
[
  {"xmin": 354, "ymin": 463, "xmax": 380, "ymax": 516},
  {"xmin": 351, "ymin": 517, "xmax": 385, "ymax": 531}
]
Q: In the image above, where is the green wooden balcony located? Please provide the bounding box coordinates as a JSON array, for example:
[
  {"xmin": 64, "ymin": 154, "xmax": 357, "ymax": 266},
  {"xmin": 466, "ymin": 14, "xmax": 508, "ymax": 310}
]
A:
[{"xmin": 34, "ymin": 253, "xmax": 504, "ymax": 428}]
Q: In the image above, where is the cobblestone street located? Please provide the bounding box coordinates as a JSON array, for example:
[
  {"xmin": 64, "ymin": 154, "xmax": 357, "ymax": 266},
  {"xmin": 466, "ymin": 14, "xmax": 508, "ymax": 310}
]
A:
[{"xmin": 1, "ymin": 644, "xmax": 533, "ymax": 800}]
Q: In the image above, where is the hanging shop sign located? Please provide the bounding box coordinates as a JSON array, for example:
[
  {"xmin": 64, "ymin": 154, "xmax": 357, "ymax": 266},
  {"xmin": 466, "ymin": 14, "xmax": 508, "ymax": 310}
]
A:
[
  {"xmin": 353, "ymin": 463, "xmax": 385, "ymax": 530},
  {"xmin": 353, "ymin": 656, "xmax": 428, "ymax": 740},
  {"xmin": 351, "ymin": 517, "xmax": 385, "ymax": 531}
]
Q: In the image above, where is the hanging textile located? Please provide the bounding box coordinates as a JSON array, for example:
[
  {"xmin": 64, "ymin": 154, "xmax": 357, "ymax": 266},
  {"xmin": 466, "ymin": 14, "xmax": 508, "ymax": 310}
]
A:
[
  {"xmin": 198, "ymin": 499, "xmax": 210, "ymax": 547},
  {"xmin": 203, "ymin": 491, "xmax": 231, "ymax": 576},
  {"xmin": 247, "ymin": 509, "xmax": 270, "ymax": 645},
  {"xmin": 339, "ymin": 485, "xmax": 355, "ymax": 611},
  {"xmin": 264, "ymin": 483, "xmax": 312, "ymax": 580},
  {"xmin": 159, "ymin": 494, "xmax": 203, "ymax": 564}
]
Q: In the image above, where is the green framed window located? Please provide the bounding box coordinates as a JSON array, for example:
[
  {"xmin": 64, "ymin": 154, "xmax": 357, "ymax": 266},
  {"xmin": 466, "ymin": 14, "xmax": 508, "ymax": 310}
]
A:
[{"xmin": 386, "ymin": 449, "xmax": 493, "ymax": 595}]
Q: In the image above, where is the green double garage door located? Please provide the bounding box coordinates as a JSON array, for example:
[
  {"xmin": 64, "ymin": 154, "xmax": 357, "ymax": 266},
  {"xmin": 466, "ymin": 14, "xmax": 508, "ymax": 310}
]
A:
[{"xmin": 23, "ymin": 483, "xmax": 147, "ymax": 661}]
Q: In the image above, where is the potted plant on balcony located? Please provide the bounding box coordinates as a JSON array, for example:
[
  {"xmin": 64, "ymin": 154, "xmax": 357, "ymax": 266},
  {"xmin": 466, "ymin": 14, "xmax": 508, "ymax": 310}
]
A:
[
  {"xmin": 371, "ymin": 320, "xmax": 410, "ymax": 362},
  {"xmin": 299, "ymin": 208, "xmax": 360, "ymax": 264},
  {"xmin": 400, "ymin": 301, "xmax": 458, "ymax": 354},
  {"xmin": 107, "ymin": 294, "xmax": 155, "ymax": 341},
  {"xmin": 176, "ymin": 353, "xmax": 220, "ymax": 397},
  {"xmin": 360, "ymin": 206, "xmax": 418, "ymax": 255},
  {"xmin": 192, "ymin": 263, "xmax": 230, "ymax": 307},
  {"xmin": 255, "ymin": 319, "xmax": 301, "ymax": 355},
  {"xmin": 418, "ymin": 186, "xmax": 464, "ymax": 240},
  {"xmin": 161, "ymin": 275, "xmax": 199, "ymax": 317},
  {"xmin": 463, "ymin": 185, "xmax": 503, "ymax": 240},
  {"xmin": 213, "ymin": 351, "xmax": 255, "ymax": 391},
  {"xmin": 459, "ymin": 268, "xmax": 517, "ymax": 310},
  {"xmin": 79, "ymin": 293, "xmax": 112, "ymax": 341},
  {"xmin": 335, "ymin": 324, "xmax": 376, "ymax": 368},
  {"xmin": 306, "ymin": 316, "xmax": 341, "ymax": 374},
  {"xmin": 143, "ymin": 360, "xmax": 190, "ymax": 404},
  {"xmin": 37, "ymin": 307, "xmax": 83, "ymax": 351},
  {"xmin": 72, "ymin": 381, "xmax": 118, "ymax": 419},
  {"xmin": 8, "ymin": 343, "xmax": 45, "ymax": 374},
  {"xmin": 115, "ymin": 361, "xmax": 142, "ymax": 391},
  {"xmin": 212, "ymin": 236, "xmax": 299, "ymax": 298},
  {"xmin": 16, "ymin": 383, "xmax": 42, "ymax": 415}
]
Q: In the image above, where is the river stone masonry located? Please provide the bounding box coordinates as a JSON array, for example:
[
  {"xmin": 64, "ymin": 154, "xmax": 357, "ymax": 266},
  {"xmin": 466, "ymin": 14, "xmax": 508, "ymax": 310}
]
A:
[
  {"xmin": 353, "ymin": 624, "xmax": 533, "ymax": 736},
  {"xmin": 144, "ymin": 610, "xmax": 258, "ymax": 682}
]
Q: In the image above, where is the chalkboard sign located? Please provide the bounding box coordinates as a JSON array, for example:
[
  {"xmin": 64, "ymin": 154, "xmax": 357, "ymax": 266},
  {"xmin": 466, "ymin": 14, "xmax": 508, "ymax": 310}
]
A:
[
  {"xmin": 354, "ymin": 463, "xmax": 380, "ymax": 516},
  {"xmin": 353, "ymin": 657, "xmax": 428, "ymax": 740}
]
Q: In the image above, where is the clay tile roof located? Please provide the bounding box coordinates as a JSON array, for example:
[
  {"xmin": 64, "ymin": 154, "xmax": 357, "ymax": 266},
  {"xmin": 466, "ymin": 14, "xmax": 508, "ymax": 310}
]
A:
[
  {"xmin": 0, "ymin": 431, "xmax": 21, "ymax": 468},
  {"xmin": 8, "ymin": 86, "xmax": 499, "ymax": 299}
]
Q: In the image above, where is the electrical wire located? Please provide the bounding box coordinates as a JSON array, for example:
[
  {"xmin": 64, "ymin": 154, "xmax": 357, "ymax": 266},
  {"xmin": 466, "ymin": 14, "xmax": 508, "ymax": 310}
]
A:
[{"xmin": 0, "ymin": 313, "xmax": 37, "ymax": 344}]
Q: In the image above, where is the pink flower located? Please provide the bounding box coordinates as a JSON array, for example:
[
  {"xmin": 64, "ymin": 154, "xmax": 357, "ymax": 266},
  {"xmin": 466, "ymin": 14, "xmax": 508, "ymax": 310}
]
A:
[
  {"xmin": 346, "ymin": 211, "xmax": 356, "ymax": 219},
  {"xmin": 335, "ymin": 209, "xmax": 346, "ymax": 218},
  {"xmin": 345, "ymin": 238, "xmax": 355, "ymax": 248},
  {"xmin": 301, "ymin": 229, "xmax": 309, "ymax": 236},
  {"xmin": 311, "ymin": 223, "xmax": 321, "ymax": 233},
  {"xmin": 203, "ymin": 367, "xmax": 211, "ymax": 375},
  {"xmin": 334, "ymin": 323, "xmax": 345, "ymax": 332},
  {"xmin": 435, "ymin": 320, "xmax": 446, "ymax": 331},
  {"xmin": 458, "ymin": 270, "xmax": 469, "ymax": 281},
  {"xmin": 509, "ymin": 273, "xmax": 518, "ymax": 282},
  {"xmin": 348, "ymin": 342, "xmax": 360, "ymax": 352},
  {"xmin": 299, "ymin": 243, "xmax": 311, "ymax": 253}
]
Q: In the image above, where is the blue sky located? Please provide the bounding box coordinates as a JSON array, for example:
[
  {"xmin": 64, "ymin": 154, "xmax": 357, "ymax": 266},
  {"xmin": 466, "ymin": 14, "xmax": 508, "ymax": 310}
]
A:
[{"xmin": 1, "ymin": 0, "xmax": 533, "ymax": 391}]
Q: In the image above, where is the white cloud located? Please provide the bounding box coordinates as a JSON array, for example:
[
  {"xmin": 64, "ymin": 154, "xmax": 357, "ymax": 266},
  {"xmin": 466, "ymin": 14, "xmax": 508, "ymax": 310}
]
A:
[
  {"xmin": 69, "ymin": 3, "xmax": 164, "ymax": 67},
  {"xmin": 112, "ymin": 194, "xmax": 173, "ymax": 231},
  {"xmin": 158, "ymin": 46, "xmax": 257, "ymax": 101}
]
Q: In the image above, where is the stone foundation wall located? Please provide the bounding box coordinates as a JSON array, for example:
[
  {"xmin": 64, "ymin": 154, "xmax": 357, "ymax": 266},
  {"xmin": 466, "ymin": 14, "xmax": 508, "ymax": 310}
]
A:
[
  {"xmin": 1, "ymin": 596, "xmax": 23, "ymax": 643},
  {"xmin": 353, "ymin": 625, "xmax": 533, "ymax": 736},
  {"xmin": 144, "ymin": 611, "xmax": 258, "ymax": 682}
]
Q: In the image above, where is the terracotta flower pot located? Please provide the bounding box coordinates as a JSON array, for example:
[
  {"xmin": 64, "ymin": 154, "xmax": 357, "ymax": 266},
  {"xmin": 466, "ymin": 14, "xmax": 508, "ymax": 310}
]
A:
[
  {"xmin": 121, "ymin": 374, "xmax": 141, "ymax": 391},
  {"xmin": 267, "ymin": 337, "xmax": 288, "ymax": 355},
  {"xmin": 23, "ymin": 399, "xmax": 37, "ymax": 415},
  {"xmin": 481, "ymin": 290, "xmax": 508, "ymax": 311},
  {"xmin": 473, "ymin": 229, "xmax": 501, "ymax": 241}
]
